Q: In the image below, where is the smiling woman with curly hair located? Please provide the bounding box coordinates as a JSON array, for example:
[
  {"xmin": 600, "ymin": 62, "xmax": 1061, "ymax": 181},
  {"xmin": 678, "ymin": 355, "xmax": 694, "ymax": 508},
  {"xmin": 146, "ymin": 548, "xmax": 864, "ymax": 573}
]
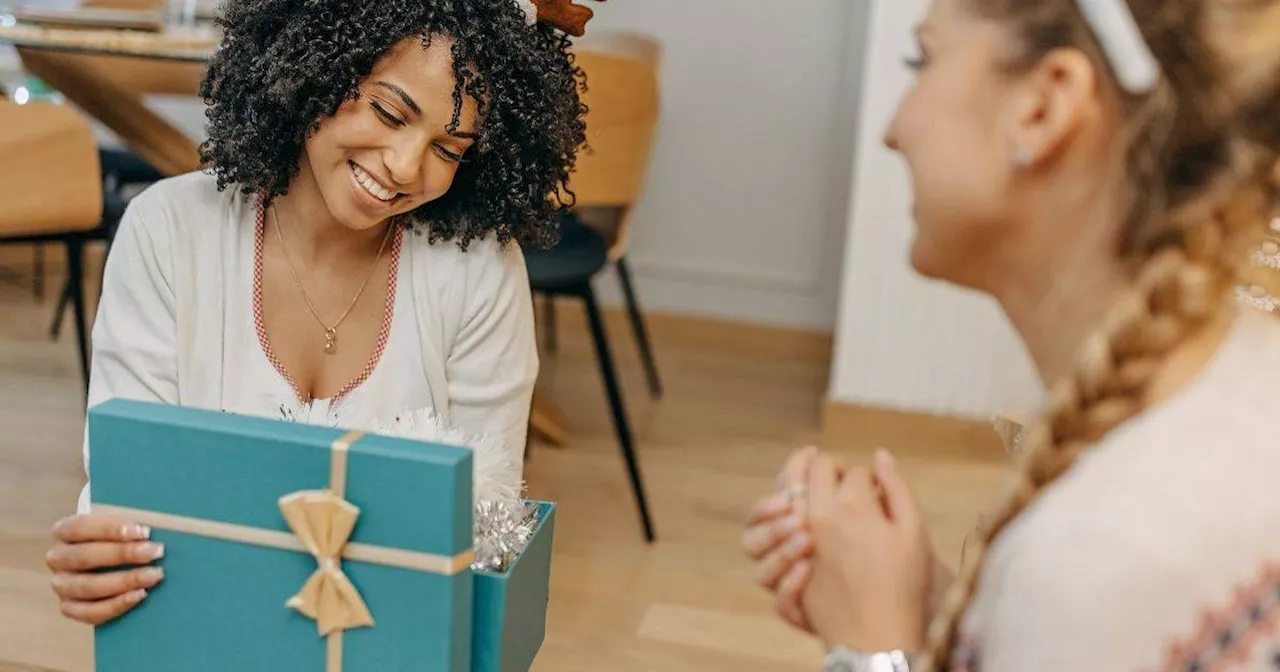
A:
[
  {"xmin": 44, "ymin": 0, "xmax": 595, "ymax": 626},
  {"xmin": 201, "ymin": 0, "xmax": 587, "ymax": 249}
]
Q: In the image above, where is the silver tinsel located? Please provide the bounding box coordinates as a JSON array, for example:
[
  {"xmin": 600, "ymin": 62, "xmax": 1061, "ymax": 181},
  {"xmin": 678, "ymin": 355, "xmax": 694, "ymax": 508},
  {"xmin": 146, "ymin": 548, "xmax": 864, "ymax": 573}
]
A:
[
  {"xmin": 276, "ymin": 406, "xmax": 540, "ymax": 573},
  {"xmin": 472, "ymin": 499, "xmax": 541, "ymax": 573}
]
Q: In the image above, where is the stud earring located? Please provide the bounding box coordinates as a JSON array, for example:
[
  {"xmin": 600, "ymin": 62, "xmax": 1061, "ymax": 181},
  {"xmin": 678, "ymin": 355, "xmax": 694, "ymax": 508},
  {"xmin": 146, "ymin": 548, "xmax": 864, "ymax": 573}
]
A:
[{"xmin": 1012, "ymin": 145, "xmax": 1033, "ymax": 168}]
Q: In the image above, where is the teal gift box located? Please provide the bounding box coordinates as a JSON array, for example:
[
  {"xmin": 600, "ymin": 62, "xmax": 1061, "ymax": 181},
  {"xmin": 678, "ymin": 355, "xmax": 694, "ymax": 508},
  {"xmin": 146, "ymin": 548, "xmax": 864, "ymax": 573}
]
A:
[
  {"xmin": 87, "ymin": 399, "xmax": 555, "ymax": 672},
  {"xmin": 472, "ymin": 502, "xmax": 555, "ymax": 672}
]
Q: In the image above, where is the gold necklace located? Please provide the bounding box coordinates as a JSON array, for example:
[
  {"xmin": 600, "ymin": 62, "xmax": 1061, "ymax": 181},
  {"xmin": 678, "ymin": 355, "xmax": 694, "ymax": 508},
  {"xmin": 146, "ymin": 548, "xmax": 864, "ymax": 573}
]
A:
[{"xmin": 271, "ymin": 204, "xmax": 393, "ymax": 355}]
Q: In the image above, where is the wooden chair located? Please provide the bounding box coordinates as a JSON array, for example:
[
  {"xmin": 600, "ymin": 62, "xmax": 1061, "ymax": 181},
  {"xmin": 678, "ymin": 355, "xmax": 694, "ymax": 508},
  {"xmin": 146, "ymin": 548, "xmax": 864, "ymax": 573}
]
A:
[
  {"xmin": 0, "ymin": 100, "xmax": 104, "ymax": 390},
  {"xmin": 0, "ymin": 84, "xmax": 44, "ymax": 300},
  {"xmin": 563, "ymin": 32, "xmax": 663, "ymax": 396},
  {"xmin": 523, "ymin": 34, "xmax": 662, "ymax": 541},
  {"xmin": 0, "ymin": 79, "xmax": 161, "ymax": 356}
]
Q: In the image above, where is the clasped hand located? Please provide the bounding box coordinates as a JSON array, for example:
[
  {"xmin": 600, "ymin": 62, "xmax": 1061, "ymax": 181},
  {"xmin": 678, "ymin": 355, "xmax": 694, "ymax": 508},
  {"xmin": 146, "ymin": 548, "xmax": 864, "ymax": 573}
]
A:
[
  {"xmin": 46, "ymin": 512, "xmax": 165, "ymax": 625},
  {"xmin": 742, "ymin": 446, "xmax": 933, "ymax": 653}
]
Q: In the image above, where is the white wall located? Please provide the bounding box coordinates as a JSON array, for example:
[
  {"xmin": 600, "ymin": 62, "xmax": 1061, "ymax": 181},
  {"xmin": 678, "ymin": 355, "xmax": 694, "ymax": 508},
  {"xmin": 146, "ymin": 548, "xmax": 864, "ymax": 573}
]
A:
[
  {"xmin": 827, "ymin": 0, "xmax": 1043, "ymax": 420},
  {"xmin": 588, "ymin": 0, "xmax": 869, "ymax": 329}
]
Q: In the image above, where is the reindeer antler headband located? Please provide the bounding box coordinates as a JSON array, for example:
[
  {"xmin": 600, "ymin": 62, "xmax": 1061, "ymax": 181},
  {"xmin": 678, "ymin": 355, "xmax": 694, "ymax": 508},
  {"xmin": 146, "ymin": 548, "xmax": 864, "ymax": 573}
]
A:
[{"xmin": 513, "ymin": 0, "xmax": 607, "ymax": 37}]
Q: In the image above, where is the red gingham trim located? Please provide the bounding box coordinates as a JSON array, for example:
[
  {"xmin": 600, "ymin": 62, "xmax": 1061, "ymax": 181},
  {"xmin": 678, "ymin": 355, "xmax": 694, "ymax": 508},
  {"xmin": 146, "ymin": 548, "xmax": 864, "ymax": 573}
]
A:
[{"xmin": 252, "ymin": 200, "xmax": 402, "ymax": 404}]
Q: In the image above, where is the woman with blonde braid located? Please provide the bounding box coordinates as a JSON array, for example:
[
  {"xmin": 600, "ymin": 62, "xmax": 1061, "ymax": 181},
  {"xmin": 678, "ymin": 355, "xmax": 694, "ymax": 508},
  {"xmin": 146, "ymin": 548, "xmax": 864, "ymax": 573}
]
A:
[{"xmin": 743, "ymin": 0, "xmax": 1280, "ymax": 669}]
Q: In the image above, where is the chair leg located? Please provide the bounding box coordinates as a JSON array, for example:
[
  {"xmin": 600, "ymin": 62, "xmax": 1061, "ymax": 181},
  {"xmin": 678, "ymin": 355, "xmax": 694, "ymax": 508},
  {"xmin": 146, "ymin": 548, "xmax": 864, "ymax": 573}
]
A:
[
  {"xmin": 615, "ymin": 256, "xmax": 663, "ymax": 398},
  {"xmin": 581, "ymin": 284, "xmax": 656, "ymax": 542},
  {"xmin": 65, "ymin": 239, "xmax": 90, "ymax": 393},
  {"xmin": 33, "ymin": 244, "xmax": 45, "ymax": 300},
  {"xmin": 541, "ymin": 295, "xmax": 558, "ymax": 355},
  {"xmin": 49, "ymin": 277, "xmax": 72, "ymax": 339}
]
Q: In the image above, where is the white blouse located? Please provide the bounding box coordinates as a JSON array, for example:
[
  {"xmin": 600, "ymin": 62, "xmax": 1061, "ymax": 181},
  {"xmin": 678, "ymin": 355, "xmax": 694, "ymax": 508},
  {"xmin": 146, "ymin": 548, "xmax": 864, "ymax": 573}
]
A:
[
  {"xmin": 79, "ymin": 171, "xmax": 539, "ymax": 512},
  {"xmin": 956, "ymin": 308, "xmax": 1280, "ymax": 671}
]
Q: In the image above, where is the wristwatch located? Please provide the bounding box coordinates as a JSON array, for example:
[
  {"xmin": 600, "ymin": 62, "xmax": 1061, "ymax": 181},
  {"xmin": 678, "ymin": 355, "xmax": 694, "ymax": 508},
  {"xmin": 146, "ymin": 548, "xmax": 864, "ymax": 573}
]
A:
[{"xmin": 822, "ymin": 646, "xmax": 921, "ymax": 672}]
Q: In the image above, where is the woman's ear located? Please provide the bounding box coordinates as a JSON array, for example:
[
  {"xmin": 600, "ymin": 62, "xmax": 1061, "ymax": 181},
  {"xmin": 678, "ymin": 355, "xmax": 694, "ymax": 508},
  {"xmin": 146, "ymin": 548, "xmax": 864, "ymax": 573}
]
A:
[{"xmin": 1006, "ymin": 48, "xmax": 1103, "ymax": 168}]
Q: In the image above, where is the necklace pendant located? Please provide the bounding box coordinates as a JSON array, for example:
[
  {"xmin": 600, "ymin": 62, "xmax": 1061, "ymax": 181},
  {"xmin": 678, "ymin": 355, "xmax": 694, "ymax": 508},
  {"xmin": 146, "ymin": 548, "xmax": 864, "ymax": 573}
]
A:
[{"xmin": 324, "ymin": 328, "xmax": 337, "ymax": 355}]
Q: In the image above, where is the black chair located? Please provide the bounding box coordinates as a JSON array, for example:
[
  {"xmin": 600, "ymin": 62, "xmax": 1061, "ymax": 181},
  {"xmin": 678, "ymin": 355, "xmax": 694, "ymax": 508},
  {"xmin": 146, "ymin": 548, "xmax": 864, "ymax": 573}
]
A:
[
  {"xmin": 541, "ymin": 242, "xmax": 663, "ymax": 401},
  {"xmin": 1, "ymin": 202, "xmax": 120, "ymax": 391},
  {"xmin": 4, "ymin": 185, "xmax": 129, "ymax": 392},
  {"xmin": 48, "ymin": 148, "xmax": 163, "ymax": 342},
  {"xmin": 524, "ymin": 213, "xmax": 656, "ymax": 542},
  {"xmin": 537, "ymin": 40, "xmax": 665, "ymax": 402}
]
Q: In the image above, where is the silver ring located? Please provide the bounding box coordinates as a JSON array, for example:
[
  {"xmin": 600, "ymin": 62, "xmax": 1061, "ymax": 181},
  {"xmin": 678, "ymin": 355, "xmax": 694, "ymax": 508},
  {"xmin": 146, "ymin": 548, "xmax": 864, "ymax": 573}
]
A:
[{"xmin": 782, "ymin": 484, "xmax": 808, "ymax": 502}]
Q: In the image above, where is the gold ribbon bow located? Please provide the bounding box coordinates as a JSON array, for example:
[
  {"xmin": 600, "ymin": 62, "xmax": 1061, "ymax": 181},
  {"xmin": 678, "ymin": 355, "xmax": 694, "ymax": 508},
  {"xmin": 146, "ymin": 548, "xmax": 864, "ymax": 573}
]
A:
[
  {"xmin": 278, "ymin": 429, "xmax": 370, "ymax": 672},
  {"xmin": 279, "ymin": 490, "xmax": 375, "ymax": 636}
]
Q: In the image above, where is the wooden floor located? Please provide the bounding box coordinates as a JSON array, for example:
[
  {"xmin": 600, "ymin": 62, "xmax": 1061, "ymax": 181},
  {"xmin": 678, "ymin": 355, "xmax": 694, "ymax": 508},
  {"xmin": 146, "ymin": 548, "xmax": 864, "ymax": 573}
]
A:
[{"xmin": 0, "ymin": 253, "xmax": 1009, "ymax": 672}]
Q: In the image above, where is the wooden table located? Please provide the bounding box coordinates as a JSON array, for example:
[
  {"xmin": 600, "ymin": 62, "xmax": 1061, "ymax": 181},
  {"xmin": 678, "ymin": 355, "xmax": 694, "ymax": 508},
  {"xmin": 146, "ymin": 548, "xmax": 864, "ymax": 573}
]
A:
[
  {"xmin": 0, "ymin": 22, "xmax": 569, "ymax": 445},
  {"xmin": 0, "ymin": 23, "xmax": 212, "ymax": 174}
]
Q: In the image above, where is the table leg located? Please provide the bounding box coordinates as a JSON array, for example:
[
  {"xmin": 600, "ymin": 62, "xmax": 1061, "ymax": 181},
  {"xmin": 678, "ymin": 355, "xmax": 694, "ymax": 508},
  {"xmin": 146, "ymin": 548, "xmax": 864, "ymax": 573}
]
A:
[{"xmin": 17, "ymin": 48, "xmax": 200, "ymax": 177}]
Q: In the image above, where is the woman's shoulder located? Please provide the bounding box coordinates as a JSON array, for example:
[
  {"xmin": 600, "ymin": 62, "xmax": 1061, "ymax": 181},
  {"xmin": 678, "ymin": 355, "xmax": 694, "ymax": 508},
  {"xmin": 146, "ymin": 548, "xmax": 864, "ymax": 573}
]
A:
[
  {"xmin": 1033, "ymin": 309, "xmax": 1280, "ymax": 512},
  {"xmin": 974, "ymin": 312, "xmax": 1280, "ymax": 662},
  {"xmin": 122, "ymin": 170, "xmax": 252, "ymax": 242},
  {"xmin": 402, "ymin": 227, "xmax": 529, "ymax": 290},
  {"xmin": 398, "ymin": 227, "xmax": 534, "ymax": 345}
]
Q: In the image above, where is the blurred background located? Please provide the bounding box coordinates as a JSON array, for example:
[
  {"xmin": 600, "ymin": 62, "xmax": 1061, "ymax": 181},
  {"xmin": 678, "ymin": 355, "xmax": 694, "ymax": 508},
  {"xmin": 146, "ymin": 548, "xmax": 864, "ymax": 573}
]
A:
[{"xmin": 0, "ymin": 0, "xmax": 1205, "ymax": 669}]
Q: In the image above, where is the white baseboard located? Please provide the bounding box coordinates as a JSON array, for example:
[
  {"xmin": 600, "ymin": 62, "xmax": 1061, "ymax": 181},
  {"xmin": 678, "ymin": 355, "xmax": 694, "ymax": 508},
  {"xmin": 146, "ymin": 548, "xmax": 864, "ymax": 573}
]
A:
[
  {"xmin": 590, "ymin": 261, "xmax": 838, "ymax": 331},
  {"xmin": 624, "ymin": 257, "xmax": 819, "ymax": 296}
]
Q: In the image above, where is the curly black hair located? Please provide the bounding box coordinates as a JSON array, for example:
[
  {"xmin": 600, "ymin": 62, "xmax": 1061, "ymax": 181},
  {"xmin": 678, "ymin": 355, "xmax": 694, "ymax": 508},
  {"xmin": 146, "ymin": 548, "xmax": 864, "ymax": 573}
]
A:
[{"xmin": 198, "ymin": 0, "xmax": 587, "ymax": 248}]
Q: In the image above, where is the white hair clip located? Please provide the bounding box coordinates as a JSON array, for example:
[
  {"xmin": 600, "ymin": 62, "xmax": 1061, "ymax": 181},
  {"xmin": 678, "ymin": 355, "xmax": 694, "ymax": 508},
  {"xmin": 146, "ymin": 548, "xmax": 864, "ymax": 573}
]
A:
[
  {"xmin": 1074, "ymin": 0, "xmax": 1161, "ymax": 93},
  {"xmin": 514, "ymin": 0, "xmax": 538, "ymax": 26}
]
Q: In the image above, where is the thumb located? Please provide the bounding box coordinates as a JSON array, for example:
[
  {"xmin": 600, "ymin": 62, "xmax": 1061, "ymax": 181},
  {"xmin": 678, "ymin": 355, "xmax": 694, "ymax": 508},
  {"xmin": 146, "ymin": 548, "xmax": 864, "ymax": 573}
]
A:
[
  {"xmin": 807, "ymin": 453, "xmax": 841, "ymax": 513},
  {"xmin": 777, "ymin": 445, "xmax": 820, "ymax": 490},
  {"xmin": 873, "ymin": 449, "xmax": 919, "ymax": 526}
]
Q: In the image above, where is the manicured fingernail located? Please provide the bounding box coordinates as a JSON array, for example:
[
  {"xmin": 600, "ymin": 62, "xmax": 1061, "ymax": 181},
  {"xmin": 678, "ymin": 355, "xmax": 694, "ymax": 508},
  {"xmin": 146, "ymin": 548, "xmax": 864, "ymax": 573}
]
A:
[
  {"xmin": 139, "ymin": 567, "xmax": 164, "ymax": 584},
  {"xmin": 788, "ymin": 533, "xmax": 811, "ymax": 553},
  {"xmin": 126, "ymin": 589, "xmax": 147, "ymax": 604},
  {"xmin": 136, "ymin": 543, "xmax": 164, "ymax": 561},
  {"xmin": 875, "ymin": 448, "xmax": 895, "ymax": 468},
  {"xmin": 122, "ymin": 524, "xmax": 150, "ymax": 540},
  {"xmin": 783, "ymin": 516, "xmax": 804, "ymax": 533}
]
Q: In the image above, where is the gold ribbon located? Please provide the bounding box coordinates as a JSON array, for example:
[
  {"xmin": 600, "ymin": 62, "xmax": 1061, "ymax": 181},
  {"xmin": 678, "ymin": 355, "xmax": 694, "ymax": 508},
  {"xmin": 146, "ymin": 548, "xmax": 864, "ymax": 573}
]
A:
[
  {"xmin": 93, "ymin": 429, "xmax": 475, "ymax": 672},
  {"xmin": 279, "ymin": 431, "xmax": 375, "ymax": 640},
  {"xmin": 277, "ymin": 430, "xmax": 370, "ymax": 672}
]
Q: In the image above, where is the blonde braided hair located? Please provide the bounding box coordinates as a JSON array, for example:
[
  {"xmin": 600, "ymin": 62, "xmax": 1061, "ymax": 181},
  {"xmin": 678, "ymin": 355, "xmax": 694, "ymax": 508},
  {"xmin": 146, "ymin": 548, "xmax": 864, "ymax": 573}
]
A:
[{"xmin": 921, "ymin": 0, "xmax": 1280, "ymax": 668}]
